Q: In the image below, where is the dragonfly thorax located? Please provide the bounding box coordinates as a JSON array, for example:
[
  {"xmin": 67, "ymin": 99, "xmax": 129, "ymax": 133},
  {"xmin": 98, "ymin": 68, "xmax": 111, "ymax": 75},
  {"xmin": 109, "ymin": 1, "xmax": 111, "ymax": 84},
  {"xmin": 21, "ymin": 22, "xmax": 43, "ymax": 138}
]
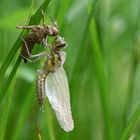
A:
[{"xmin": 43, "ymin": 53, "xmax": 62, "ymax": 73}]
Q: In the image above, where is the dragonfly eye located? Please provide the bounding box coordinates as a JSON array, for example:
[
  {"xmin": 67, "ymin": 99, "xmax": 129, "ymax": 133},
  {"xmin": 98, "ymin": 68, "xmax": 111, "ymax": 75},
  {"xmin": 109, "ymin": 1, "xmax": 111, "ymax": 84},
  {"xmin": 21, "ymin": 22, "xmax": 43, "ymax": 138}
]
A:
[
  {"xmin": 51, "ymin": 26, "xmax": 59, "ymax": 36},
  {"xmin": 54, "ymin": 36, "xmax": 67, "ymax": 49}
]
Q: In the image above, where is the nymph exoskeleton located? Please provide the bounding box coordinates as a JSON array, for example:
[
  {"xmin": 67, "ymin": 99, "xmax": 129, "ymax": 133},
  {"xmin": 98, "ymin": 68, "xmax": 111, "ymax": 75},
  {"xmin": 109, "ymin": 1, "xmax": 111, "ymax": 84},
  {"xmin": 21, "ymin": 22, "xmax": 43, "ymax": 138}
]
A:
[
  {"xmin": 16, "ymin": 10, "xmax": 59, "ymax": 63},
  {"xmin": 23, "ymin": 36, "xmax": 74, "ymax": 132}
]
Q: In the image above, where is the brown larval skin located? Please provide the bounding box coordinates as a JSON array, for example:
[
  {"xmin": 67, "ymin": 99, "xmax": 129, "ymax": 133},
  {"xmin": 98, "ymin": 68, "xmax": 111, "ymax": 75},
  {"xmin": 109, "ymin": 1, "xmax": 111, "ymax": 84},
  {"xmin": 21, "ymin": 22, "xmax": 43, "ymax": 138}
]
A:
[{"xmin": 17, "ymin": 24, "xmax": 59, "ymax": 63}]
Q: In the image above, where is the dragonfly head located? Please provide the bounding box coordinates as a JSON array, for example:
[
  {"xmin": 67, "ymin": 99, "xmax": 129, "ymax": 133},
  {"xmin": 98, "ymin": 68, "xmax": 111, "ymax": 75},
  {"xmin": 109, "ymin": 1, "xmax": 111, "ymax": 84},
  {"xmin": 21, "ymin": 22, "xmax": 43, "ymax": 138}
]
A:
[
  {"xmin": 44, "ymin": 24, "xmax": 59, "ymax": 37},
  {"xmin": 53, "ymin": 36, "xmax": 67, "ymax": 50}
]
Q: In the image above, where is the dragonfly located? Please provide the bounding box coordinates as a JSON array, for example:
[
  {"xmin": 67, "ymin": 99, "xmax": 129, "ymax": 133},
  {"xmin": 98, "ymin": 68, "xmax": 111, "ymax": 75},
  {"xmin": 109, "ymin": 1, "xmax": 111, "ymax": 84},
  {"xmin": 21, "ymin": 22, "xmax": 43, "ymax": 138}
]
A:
[
  {"xmin": 23, "ymin": 35, "xmax": 74, "ymax": 132},
  {"xmin": 17, "ymin": 10, "xmax": 59, "ymax": 63}
]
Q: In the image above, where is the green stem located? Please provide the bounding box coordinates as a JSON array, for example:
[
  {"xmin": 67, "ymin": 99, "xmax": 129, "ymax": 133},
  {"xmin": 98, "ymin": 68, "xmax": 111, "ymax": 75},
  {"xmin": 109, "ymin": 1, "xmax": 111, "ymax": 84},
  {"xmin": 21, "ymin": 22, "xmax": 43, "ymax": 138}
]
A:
[
  {"xmin": 0, "ymin": 0, "xmax": 51, "ymax": 104},
  {"xmin": 11, "ymin": 85, "xmax": 35, "ymax": 140},
  {"xmin": 123, "ymin": 57, "xmax": 137, "ymax": 127},
  {"xmin": 121, "ymin": 105, "xmax": 140, "ymax": 140},
  {"xmin": 122, "ymin": 0, "xmax": 140, "ymax": 135},
  {"xmin": 0, "ymin": 77, "xmax": 16, "ymax": 140},
  {"xmin": 0, "ymin": 0, "xmax": 51, "ymax": 83},
  {"xmin": 0, "ymin": 56, "xmax": 21, "ymax": 103},
  {"xmin": 90, "ymin": 17, "xmax": 113, "ymax": 140},
  {"xmin": 70, "ymin": 1, "xmax": 96, "ymax": 83}
]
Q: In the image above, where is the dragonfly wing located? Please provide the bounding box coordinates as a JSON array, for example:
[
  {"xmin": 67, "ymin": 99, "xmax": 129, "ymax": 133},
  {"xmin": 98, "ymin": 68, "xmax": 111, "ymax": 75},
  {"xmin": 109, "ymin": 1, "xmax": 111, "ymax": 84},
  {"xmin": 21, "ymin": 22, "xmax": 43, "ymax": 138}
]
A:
[{"xmin": 45, "ymin": 66, "xmax": 74, "ymax": 132}]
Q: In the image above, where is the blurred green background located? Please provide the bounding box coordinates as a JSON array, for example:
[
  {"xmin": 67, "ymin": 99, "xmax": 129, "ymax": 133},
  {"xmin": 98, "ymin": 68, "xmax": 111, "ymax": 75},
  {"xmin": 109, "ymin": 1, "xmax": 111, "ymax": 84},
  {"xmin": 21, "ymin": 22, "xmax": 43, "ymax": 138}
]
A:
[{"xmin": 0, "ymin": 0, "xmax": 140, "ymax": 140}]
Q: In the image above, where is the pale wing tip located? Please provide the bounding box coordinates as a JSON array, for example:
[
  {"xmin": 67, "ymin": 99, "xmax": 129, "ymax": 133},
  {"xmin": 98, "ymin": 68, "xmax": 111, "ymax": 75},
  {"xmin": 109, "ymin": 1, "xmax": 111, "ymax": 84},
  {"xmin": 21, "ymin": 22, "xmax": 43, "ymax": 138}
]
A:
[{"xmin": 62, "ymin": 119, "xmax": 74, "ymax": 132}]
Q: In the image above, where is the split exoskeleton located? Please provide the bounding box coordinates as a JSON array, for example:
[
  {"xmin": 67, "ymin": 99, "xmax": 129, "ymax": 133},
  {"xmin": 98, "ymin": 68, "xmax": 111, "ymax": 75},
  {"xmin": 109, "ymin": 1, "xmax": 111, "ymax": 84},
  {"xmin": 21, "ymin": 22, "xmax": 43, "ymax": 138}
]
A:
[
  {"xmin": 17, "ymin": 11, "xmax": 74, "ymax": 132},
  {"xmin": 16, "ymin": 10, "xmax": 59, "ymax": 62}
]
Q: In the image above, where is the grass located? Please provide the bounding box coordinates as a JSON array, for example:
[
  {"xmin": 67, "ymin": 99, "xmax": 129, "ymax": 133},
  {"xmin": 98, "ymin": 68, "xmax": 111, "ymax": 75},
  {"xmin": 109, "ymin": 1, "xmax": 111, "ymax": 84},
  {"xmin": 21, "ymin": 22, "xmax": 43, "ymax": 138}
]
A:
[
  {"xmin": 90, "ymin": 16, "xmax": 113, "ymax": 140},
  {"xmin": 0, "ymin": 0, "xmax": 140, "ymax": 140}
]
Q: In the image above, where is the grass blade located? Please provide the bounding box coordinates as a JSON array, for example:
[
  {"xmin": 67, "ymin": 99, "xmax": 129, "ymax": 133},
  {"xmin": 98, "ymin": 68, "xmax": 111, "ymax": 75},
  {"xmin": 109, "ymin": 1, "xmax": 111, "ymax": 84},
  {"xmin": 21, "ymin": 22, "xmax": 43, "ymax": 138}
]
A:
[
  {"xmin": 0, "ymin": 56, "xmax": 21, "ymax": 103},
  {"xmin": 0, "ymin": 0, "xmax": 51, "ymax": 83},
  {"xmin": 0, "ymin": 77, "xmax": 16, "ymax": 140},
  {"xmin": 120, "ymin": 105, "xmax": 140, "ymax": 140},
  {"xmin": 0, "ymin": 0, "xmax": 51, "ymax": 104},
  {"xmin": 70, "ymin": 1, "xmax": 95, "ymax": 85},
  {"xmin": 44, "ymin": 101, "xmax": 56, "ymax": 140},
  {"xmin": 11, "ymin": 86, "xmax": 35, "ymax": 140},
  {"xmin": 57, "ymin": 0, "xmax": 71, "ymax": 26},
  {"xmin": 90, "ymin": 17, "xmax": 113, "ymax": 140}
]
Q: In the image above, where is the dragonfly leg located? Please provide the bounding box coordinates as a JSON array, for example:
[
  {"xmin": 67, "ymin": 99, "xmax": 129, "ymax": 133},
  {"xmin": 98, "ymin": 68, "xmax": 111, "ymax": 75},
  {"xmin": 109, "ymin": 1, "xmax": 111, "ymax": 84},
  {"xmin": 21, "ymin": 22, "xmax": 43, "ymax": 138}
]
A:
[
  {"xmin": 16, "ymin": 25, "xmax": 36, "ymax": 30},
  {"xmin": 20, "ymin": 35, "xmax": 32, "ymax": 57},
  {"xmin": 20, "ymin": 54, "xmax": 34, "ymax": 62},
  {"xmin": 20, "ymin": 53, "xmax": 45, "ymax": 63},
  {"xmin": 21, "ymin": 35, "xmax": 49, "ymax": 58}
]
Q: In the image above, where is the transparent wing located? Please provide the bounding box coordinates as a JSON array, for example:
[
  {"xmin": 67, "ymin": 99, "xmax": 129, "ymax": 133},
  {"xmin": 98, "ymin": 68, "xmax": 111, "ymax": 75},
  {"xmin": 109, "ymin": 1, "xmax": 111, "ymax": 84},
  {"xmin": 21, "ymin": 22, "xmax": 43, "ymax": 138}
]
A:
[{"xmin": 45, "ymin": 66, "xmax": 74, "ymax": 132}]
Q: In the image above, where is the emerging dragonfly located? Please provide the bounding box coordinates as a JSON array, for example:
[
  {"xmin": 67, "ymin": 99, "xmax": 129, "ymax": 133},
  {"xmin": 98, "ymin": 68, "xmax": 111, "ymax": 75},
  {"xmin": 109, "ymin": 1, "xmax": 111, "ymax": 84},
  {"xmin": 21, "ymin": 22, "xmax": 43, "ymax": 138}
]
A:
[
  {"xmin": 23, "ymin": 35, "xmax": 74, "ymax": 132},
  {"xmin": 16, "ymin": 10, "xmax": 59, "ymax": 63}
]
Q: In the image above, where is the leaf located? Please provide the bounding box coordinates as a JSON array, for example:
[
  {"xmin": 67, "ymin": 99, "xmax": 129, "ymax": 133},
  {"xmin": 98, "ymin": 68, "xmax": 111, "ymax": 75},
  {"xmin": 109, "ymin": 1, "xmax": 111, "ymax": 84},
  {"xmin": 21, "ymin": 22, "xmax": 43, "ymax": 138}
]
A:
[
  {"xmin": 0, "ymin": 0, "xmax": 51, "ymax": 104},
  {"xmin": 89, "ymin": 16, "xmax": 113, "ymax": 140},
  {"xmin": 120, "ymin": 106, "xmax": 140, "ymax": 140}
]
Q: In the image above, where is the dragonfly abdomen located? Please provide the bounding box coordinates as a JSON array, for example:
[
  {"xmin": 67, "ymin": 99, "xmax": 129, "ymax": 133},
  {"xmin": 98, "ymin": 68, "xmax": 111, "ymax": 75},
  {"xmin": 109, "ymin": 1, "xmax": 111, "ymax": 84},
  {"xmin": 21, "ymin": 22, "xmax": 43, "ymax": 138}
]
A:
[{"xmin": 36, "ymin": 70, "xmax": 48, "ymax": 107}]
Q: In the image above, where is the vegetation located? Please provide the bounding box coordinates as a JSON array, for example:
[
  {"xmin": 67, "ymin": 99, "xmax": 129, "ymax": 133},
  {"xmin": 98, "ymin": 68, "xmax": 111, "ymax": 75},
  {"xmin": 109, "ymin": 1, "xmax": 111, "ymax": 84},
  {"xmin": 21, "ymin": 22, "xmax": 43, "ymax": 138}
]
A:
[{"xmin": 0, "ymin": 0, "xmax": 140, "ymax": 140}]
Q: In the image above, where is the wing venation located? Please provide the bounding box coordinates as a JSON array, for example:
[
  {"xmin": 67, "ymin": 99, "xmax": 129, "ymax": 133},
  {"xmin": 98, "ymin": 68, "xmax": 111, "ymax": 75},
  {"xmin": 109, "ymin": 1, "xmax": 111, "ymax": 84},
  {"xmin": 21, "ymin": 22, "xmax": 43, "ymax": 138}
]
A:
[{"xmin": 45, "ymin": 66, "xmax": 74, "ymax": 132}]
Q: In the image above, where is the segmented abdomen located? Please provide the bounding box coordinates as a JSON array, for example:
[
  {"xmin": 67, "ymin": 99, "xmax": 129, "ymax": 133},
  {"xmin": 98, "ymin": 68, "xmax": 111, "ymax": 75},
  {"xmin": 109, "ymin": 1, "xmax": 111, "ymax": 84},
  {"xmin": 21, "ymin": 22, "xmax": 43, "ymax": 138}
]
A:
[{"xmin": 36, "ymin": 71, "xmax": 48, "ymax": 107}]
